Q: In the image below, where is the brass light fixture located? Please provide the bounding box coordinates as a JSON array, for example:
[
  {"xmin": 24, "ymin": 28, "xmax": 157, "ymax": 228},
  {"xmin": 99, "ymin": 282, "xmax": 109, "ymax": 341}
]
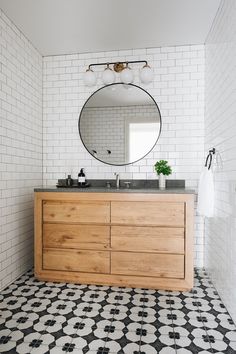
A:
[
  {"xmin": 113, "ymin": 62, "xmax": 125, "ymax": 72},
  {"xmin": 83, "ymin": 60, "xmax": 154, "ymax": 86}
]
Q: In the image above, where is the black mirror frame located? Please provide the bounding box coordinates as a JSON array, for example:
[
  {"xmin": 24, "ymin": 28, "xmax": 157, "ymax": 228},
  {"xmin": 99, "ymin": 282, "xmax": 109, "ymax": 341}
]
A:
[{"xmin": 78, "ymin": 83, "xmax": 162, "ymax": 166}]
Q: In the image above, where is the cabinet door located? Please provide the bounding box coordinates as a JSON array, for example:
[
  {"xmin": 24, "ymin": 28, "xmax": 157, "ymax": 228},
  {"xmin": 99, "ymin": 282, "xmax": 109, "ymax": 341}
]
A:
[
  {"xmin": 43, "ymin": 224, "xmax": 110, "ymax": 250},
  {"xmin": 43, "ymin": 249, "xmax": 110, "ymax": 273},
  {"xmin": 111, "ymin": 252, "xmax": 184, "ymax": 279},
  {"xmin": 43, "ymin": 201, "xmax": 110, "ymax": 223},
  {"xmin": 111, "ymin": 201, "xmax": 184, "ymax": 226},
  {"xmin": 111, "ymin": 226, "xmax": 184, "ymax": 253}
]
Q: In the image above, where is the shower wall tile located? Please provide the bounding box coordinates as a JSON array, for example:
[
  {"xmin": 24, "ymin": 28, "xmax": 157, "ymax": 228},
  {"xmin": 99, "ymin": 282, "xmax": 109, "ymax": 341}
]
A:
[
  {"xmin": 0, "ymin": 10, "xmax": 43, "ymax": 290},
  {"xmin": 205, "ymin": 0, "xmax": 236, "ymax": 323}
]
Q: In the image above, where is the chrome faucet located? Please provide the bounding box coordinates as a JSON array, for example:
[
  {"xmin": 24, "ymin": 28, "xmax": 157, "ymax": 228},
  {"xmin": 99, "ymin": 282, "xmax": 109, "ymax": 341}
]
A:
[{"xmin": 114, "ymin": 173, "xmax": 120, "ymax": 189}]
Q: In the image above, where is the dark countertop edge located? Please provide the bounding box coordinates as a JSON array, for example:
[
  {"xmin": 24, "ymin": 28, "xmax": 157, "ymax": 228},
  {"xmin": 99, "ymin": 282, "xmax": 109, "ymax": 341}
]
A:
[{"xmin": 34, "ymin": 187, "xmax": 196, "ymax": 194}]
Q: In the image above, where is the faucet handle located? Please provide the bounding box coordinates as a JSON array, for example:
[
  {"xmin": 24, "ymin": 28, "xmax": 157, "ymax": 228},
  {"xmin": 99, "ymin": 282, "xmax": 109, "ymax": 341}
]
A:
[{"xmin": 124, "ymin": 181, "xmax": 131, "ymax": 189}]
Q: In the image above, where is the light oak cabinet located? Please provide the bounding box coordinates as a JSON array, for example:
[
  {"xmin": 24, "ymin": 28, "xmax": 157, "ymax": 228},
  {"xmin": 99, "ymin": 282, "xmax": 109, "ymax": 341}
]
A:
[
  {"xmin": 43, "ymin": 249, "xmax": 110, "ymax": 273},
  {"xmin": 35, "ymin": 191, "xmax": 194, "ymax": 290},
  {"xmin": 111, "ymin": 201, "xmax": 185, "ymax": 226}
]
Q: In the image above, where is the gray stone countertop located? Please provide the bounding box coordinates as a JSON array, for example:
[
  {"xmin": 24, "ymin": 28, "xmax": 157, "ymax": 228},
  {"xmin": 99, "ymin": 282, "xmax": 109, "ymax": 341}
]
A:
[{"xmin": 34, "ymin": 186, "xmax": 195, "ymax": 194}]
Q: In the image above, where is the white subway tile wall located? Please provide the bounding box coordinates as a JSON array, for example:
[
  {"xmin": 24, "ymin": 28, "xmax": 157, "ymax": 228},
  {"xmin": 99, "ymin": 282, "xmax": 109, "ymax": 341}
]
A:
[
  {"xmin": 205, "ymin": 0, "xmax": 236, "ymax": 323},
  {"xmin": 0, "ymin": 10, "xmax": 42, "ymax": 290},
  {"xmin": 43, "ymin": 45, "xmax": 205, "ymax": 266}
]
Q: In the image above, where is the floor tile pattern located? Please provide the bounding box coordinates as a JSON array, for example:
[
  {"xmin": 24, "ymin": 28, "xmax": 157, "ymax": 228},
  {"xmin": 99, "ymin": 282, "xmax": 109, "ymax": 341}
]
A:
[{"xmin": 0, "ymin": 269, "xmax": 235, "ymax": 353}]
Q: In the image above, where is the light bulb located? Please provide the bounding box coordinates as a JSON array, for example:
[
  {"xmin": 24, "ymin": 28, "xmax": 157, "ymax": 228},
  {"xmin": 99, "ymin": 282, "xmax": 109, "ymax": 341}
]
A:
[
  {"xmin": 102, "ymin": 65, "xmax": 115, "ymax": 85},
  {"xmin": 83, "ymin": 68, "xmax": 97, "ymax": 87},
  {"xmin": 140, "ymin": 64, "xmax": 154, "ymax": 84},
  {"xmin": 120, "ymin": 64, "xmax": 134, "ymax": 84}
]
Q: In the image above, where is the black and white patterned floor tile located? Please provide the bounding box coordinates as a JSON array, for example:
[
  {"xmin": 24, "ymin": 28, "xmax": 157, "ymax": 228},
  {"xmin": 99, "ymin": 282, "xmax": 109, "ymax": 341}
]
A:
[{"xmin": 0, "ymin": 268, "xmax": 236, "ymax": 353}]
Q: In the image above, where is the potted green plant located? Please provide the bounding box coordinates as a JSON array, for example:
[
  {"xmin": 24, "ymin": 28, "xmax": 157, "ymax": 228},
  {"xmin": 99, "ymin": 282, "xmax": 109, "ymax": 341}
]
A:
[{"xmin": 154, "ymin": 160, "xmax": 172, "ymax": 190}]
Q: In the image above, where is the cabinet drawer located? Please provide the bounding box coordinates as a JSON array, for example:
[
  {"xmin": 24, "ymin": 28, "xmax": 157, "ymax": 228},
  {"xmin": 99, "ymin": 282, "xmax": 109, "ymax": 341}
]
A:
[
  {"xmin": 111, "ymin": 226, "xmax": 184, "ymax": 253},
  {"xmin": 43, "ymin": 201, "xmax": 110, "ymax": 223},
  {"xmin": 43, "ymin": 249, "xmax": 110, "ymax": 273},
  {"xmin": 111, "ymin": 252, "xmax": 184, "ymax": 278},
  {"xmin": 111, "ymin": 201, "xmax": 184, "ymax": 226},
  {"xmin": 43, "ymin": 224, "xmax": 110, "ymax": 250}
]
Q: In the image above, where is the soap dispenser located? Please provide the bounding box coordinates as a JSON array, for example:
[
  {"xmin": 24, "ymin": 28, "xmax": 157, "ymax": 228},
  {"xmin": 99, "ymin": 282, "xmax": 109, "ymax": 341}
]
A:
[{"xmin": 78, "ymin": 168, "xmax": 86, "ymax": 187}]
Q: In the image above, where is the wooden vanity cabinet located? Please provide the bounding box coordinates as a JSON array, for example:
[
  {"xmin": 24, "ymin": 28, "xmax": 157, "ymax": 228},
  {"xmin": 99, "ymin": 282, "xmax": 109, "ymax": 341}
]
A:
[{"xmin": 34, "ymin": 191, "xmax": 194, "ymax": 290}]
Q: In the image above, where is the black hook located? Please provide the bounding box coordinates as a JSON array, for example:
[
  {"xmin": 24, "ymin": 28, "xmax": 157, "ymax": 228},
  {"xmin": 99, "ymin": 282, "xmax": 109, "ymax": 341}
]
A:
[
  {"xmin": 205, "ymin": 148, "xmax": 216, "ymax": 170},
  {"xmin": 209, "ymin": 148, "xmax": 216, "ymax": 155}
]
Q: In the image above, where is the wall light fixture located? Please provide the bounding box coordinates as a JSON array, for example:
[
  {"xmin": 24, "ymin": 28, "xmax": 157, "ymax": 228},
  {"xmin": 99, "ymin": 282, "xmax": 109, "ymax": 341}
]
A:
[{"xmin": 83, "ymin": 60, "xmax": 153, "ymax": 86}]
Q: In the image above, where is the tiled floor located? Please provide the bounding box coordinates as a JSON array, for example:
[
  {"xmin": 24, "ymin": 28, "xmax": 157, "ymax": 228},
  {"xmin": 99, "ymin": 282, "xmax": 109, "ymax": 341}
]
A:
[{"xmin": 0, "ymin": 269, "xmax": 236, "ymax": 353}]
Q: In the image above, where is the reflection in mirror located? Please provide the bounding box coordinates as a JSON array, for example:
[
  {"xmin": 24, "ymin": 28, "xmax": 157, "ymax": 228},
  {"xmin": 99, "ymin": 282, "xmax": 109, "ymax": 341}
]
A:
[{"xmin": 79, "ymin": 83, "xmax": 161, "ymax": 166}]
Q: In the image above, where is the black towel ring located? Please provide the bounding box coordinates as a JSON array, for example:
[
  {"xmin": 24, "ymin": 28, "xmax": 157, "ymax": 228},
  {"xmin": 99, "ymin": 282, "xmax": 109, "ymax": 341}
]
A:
[
  {"xmin": 205, "ymin": 153, "xmax": 212, "ymax": 170},
  {"xmin": 205, "ymin": 148, "xmax": 216, "ymax": 170}
]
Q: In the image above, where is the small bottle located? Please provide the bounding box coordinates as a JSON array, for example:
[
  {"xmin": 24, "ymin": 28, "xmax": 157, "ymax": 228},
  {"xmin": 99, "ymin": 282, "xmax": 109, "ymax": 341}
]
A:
[
  {"xmin": 66, "ymin": 175, "xmax": 73, "ymax": 187},
  {"xmin": 78, "ymin": 168, "xmax": 86, "ymax": 187}
]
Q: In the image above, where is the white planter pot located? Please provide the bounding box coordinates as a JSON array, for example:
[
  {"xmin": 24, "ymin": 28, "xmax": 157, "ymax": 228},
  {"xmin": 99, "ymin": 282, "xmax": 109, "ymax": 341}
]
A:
[{"xmin": 159, "ymin": 174, "xmax": 166, "ymax": 190}]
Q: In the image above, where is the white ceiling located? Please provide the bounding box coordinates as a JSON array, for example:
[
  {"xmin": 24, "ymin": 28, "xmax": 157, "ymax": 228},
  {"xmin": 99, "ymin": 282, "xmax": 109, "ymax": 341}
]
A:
[{"xmin": 0, "ymin": 0, "xmax": 221, "ymax": 56}]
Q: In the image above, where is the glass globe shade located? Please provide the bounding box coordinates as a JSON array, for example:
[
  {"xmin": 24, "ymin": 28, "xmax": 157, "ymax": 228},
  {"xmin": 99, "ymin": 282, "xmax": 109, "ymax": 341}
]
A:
[
  {"xmin": 84, "ymin": 69, "xmax": 97, "ymax": 87},
  {"xmin": 102, "ymin": 67, "xmax": 115, "ymax": 85},
  {"xmin": 120, "ymin": 67, "xmax": 134, "ymax": 84},
  {"xmin": 140, "ymin": 64, "xmax": 154, "ymax": 84}
]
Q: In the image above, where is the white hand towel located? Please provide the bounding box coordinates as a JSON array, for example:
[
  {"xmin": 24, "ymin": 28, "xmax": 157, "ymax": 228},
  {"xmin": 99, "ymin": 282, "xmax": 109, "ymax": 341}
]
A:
[{"xmin": 197, "ymin": 167, "xmax": 214, "ymax": 217}]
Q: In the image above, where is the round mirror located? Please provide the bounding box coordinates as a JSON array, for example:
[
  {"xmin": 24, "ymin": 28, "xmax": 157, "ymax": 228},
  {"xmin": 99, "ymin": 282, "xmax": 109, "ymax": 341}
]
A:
[{"xmin": 79, "ymin": 83, "xmax": 161, "ymax": 166}]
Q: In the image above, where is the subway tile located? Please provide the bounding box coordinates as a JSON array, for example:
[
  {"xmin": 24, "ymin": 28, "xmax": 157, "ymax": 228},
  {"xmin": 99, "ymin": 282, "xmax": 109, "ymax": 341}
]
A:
[
  {"xmin": 205, "ymin": 0, "xmax": 236, "ymax": 324},
  {"xmin": 0, "ymin": 10, "xmax": 42, "ymax": 290}
]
